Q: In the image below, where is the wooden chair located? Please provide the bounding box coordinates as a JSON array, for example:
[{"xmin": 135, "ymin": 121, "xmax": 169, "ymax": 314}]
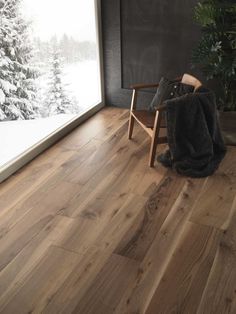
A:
[{"xmin": 128, "ymin": 73, "xmax": 202, "ymax": 167}]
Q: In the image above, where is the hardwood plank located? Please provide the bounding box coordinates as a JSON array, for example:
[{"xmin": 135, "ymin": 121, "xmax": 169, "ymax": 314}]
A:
[
  {"xmin": 0, "ymin": 146, "xmax": 74, "ymax": 210},
  {"xmin": 95, "ymin": 109, "xmax": 130, "ymax": 141},
  {"xmin": 115, "ymin": 172, "xmax": 186, "ymax": 261},
  {"xmin": 0, "ymin": 213, "xmax": 53, "ymax": 273},
  {"xmin": 0, "ymin": 180, "xmax": 81, "ymax": 272},
  {"xmin": 0, "ymin": 245, "xmax": 80, "ymax": 314},
  {"xmin": 146, "ymin": 222, "xmax": 221, "ymax": 314},
  {"xmin": 190, "ymin": 173, "xmax": 236, "ymax": 230},
  {"xmin": 54, "ymin": 111, "xmax": 107, "ymax": 150},
  {"xmin": 114, "ymin": 178, "xmax": 207, "ymax": 314},
  {"xmin": 42, "ymin": 194, "xmax": 147, "ymax": 314},
  {"xmin": 197, "ymin": 196, "xmax": 236, "ymax": 314},
  {"xmin": 72, "ymin": 254, "xmax": 139, "ymax": 314},
  {"xmin": 88, "ymin": 133, "xmax": 149, "ymax": 184},
  {"xmin": 64, "ymin": 122, "xmax": 129, "ymax": 185},
  {"xmin": 0, "ymin": 176, "xmax": 81, "ymax": 240},
  {"xmin": 60, "ymin": 171, "xmax": 118, "ymax": 218},
  {"xmin": 69, "ymin": 141, "xmax": 165, "ymax": 219},
  {"xmin": 61, "ymin": 130, "xmax": 149, "ymax": 218},
  {"xmin": 64, "ymin": 121, "xmax": 147, "ymax": 186},
  {"xmin": 58, "ymin": 138, "xmax": 101, "ymax": 177},
  {"xmin": 105, "ymin": 143, "xmax": 166, "ymax": 197},
  {"xmin": 63, "ymin": 138, "xmax": 157, "ymax": 219},
  {"xmin": 0, "ymin": 215, "xmax": 73, "ymax": 309},
  {"xmin": 56, "ymin": 107, "xmax": 128, "ymax": 150},
  {"xmin": 0, "ymin": 139, "xmax": 102, "ymax": 234},
  {"xmin": 0, "ymin": 108, "xmax": 235, "ymax": 314},
  {"xmin": 55, "ymin": 192, "xmax": 131, "ymax": 254}
]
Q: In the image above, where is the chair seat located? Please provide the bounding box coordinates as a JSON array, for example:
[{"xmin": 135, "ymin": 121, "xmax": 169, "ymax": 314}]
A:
[{"xmin": 132, "ymin": 110, "xmax": 166, "ymax": 128}]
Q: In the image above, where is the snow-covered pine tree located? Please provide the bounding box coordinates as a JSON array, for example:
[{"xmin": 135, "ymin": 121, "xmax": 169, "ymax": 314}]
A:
[
  {"xmin": 0, "ymin": 0, "xmax": 39, "ymax": 121},
  {"xmin": 45, "ymin": 49, "xmax": 78, "ymax": 116}
]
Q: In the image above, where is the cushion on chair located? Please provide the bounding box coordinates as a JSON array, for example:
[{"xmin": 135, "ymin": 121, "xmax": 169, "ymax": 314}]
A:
[{"xmin": 149, "ymin": 77, "xmax": 195, "ymax": 111}]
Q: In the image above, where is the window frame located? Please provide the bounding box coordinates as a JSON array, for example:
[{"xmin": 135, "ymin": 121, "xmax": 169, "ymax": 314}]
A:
[{"xmin": 0, "ymin": 0, "xmax": 105, "ymax": 183}]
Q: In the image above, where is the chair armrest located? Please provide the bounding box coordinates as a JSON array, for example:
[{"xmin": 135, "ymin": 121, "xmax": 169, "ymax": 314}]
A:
[{"xmin": 130, "ymin": 83, "xmax": 159, "ymax": 90}]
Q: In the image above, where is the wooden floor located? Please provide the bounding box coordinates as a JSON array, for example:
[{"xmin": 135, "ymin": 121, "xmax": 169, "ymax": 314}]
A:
[{"xmin": 0, "ymin": 107, "xmax": 236, "ymax": 314}]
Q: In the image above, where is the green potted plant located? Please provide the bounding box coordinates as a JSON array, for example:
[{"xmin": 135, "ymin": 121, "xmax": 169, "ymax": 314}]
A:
[{"xmin": 192, "ymin": 0, "xmax": 236, "ymax": 144}]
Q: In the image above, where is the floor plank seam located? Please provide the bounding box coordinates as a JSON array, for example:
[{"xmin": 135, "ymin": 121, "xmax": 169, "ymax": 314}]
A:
[
  {"xmin": 50, "ymin": 244, "xmax": 82, "ymax": 256},
  {"xmin": 187, "ymin": 218, "xmax": 225, "ymax": 231}
]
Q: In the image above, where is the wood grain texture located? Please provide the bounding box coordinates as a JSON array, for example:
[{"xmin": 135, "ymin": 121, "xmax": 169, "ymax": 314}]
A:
[
  {"xmin": 114, "ymin": 173, "xmax": 186, "ymax": 261},
  {"xmin": 42, "ymin": 194, "xmax": 147, "ymax": 314},
  {"xmin": 197, "ymin": 197, "xmax": 236, "ymax": 314},
  {"xmin": 114, "ymin": 178, "xmax": 206, "ymax": 314},
  {"xmin": 0, "ymin": 245, "xmax": 80, "ymax": 314},
  {"xmin": 190, "ymin": 173, "xmax": 236, "ymax": 230},
  {"xmin": 0, "ymin": 215, "xmax": 74, "ymax": 305},
  {"xmin": 0, "ymin": 107, "xmax": 235, "ymax": 314},
  {"xmin": 72, "ymin": 253, "xmax": 139, "ymax": 314},
  {"xmin": 146, "ymin": 222, "xmax": 221, "ymax": 314}
]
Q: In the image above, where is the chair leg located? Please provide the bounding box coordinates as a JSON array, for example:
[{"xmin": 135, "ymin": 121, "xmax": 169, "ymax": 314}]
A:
[
  {"xmin": 128, "ymin": 114, "xmax": 135, "ymax": 139},
  {"xmin": 128, "ymin": 89, "xmax": 137, "ymax": 139},
  {"xmin": 149, "ymin": 110, "xmax": 162, "ymax": 167}
]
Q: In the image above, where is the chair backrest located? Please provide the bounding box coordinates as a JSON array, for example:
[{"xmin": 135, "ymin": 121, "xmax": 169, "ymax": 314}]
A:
[{"xmin": 181, "ymin": 73, "xmax": 202, "ymax": 92}]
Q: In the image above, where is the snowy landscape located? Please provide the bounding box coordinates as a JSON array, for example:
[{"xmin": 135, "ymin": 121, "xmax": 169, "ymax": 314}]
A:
[
  {"xmin": 0, "ymin": 0, "xmax": 101, "ymax": 168},
  {"xmin": 0, "ymin": 114, "xmax": 75, "ymax": 167},
  {"xmin": 37, "ymin": 60, "xmax": 101, "ymax": 116}
]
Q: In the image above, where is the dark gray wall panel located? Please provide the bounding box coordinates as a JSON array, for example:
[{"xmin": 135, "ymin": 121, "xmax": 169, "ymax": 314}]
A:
[
  {"xmin": 102, "ymin": 0, "xmax": 129, "ymax": 108},
  {"xmin": 102, "ymin": 0, "xmax": 154, "ymax": 108},
  {"xmin": 121, "ymin": 0, "xmax": 201, "ymax": 88},
  {"xmin": 102, "ymin": 0, "xmax": 202, "ymax": 108}
]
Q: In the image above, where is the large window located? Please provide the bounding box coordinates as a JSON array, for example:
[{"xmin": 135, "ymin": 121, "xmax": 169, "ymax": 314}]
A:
[{"xmin": 0, "ymin": 0, "xmax": 103, "ymax": 181}]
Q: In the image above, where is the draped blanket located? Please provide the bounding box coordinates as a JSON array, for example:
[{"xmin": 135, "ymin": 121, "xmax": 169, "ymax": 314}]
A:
[{"xmin": 157, "ymin": 86, "xmax": 227, "ymax": 177}]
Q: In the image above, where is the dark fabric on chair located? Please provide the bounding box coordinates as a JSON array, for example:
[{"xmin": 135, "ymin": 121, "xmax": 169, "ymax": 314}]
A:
[
  {"xmin": 157, "ymin": 86, "xmax": 227, "ymax": 177},
  {"xmin": 149, "ymin": 77, "xmax": 194, "ymax": 111}
]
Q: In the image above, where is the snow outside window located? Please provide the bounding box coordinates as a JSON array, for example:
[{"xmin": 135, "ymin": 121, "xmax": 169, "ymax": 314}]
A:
[{"xmin": 0, "ymin": 0, "xmax": 102, "ymax": 169}]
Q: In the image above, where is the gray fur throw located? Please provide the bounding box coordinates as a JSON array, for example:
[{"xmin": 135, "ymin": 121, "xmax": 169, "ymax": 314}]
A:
[{"xmin": 157, "ymin": 86, "xmax": 227, "ymax": 177}]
